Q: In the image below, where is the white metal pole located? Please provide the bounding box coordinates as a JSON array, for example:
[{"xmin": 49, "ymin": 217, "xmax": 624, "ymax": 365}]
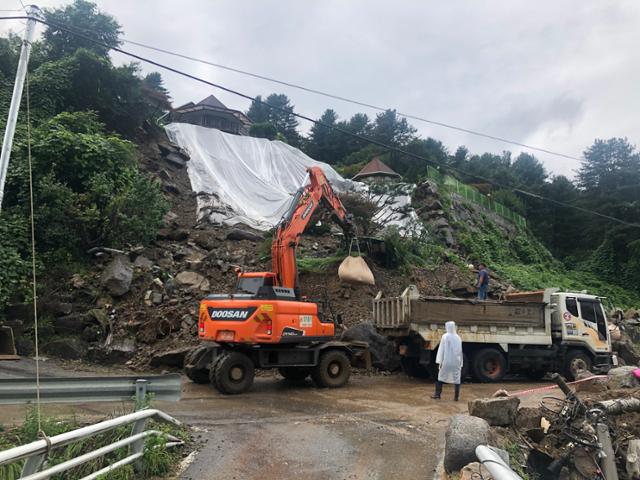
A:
[{"xmin": 0, "ymin": 6, "xmax": 39, "ymax": 211}]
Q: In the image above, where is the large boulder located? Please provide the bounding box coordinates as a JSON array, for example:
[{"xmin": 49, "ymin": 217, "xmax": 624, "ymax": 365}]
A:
[
  {"xmin": 150, "ymin": 346, "xmax": 192, "ymax": 368},
  {"xmin": 468, "ymin": 396, "xmax": 520, "ymax": 426},
  {"xmin": 175, "ymin": 271, "xmax": 210, "ymax": 291},
  {"xmin": 226, "ymin": 228, "xmax": 263, "ymax": 242},
  {"xmin": 444, "ymin": 415, "xmax": 492, "ymax": 472},
  {"xmin": 100, "ymin": 255, "xmax": 133, "ymax": 297},
  {"xmin": 53, "ymin": 313, "xmax": 91, "ymax": 334},
  {"xmin": 607, "ymin": 366, "xmax": 640, "ymax": 388},
  {"xmin": 43, "ymin": 337, "xmax": 88, "ymax": 360},
  {"xmin": 341, "ymin": 322, "xmax": 400, "ymax": 371},
  {"xmin": 87, "ymin": 338, "xmax": 136, "ymax": 364},
  {"xmin": 460, "ymin": 462, "xmax": 493, "ymax": 480}
]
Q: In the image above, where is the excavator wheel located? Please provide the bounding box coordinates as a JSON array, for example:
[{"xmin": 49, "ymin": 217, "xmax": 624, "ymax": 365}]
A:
[
  {"xmin": 311, "ymin": 350, "xmax": 351, "ymax": 388},
  {"xmin": 278, "ymin": 367, "xmax": 311, "ymax": 381},
  {"xmin": 212, "ymin": 351, "xmax": 255, "ymax": 395}
]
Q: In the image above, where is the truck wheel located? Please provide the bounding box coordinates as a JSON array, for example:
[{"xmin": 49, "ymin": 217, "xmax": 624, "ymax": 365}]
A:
[
  {"xmin": 278, "ymin": 367, "xmax": 311, "ymax": 381},
  {"xmin": 400, "ymin": 357, "xmax": 430, "ymax": 379},
  {"xmin": 472, "ymin": 348, "xmax": 506, "ymax": 382},
  {"xmin": 212, "ymin": 352, "xmax": 255, "ymax": 394},
  {"xmin": 564, "ymin": 350, "xmax": 592, "ymax": 381},
  {"xmin": 312, "ymin": 350, "xmax": 351, "ymax": 388}
]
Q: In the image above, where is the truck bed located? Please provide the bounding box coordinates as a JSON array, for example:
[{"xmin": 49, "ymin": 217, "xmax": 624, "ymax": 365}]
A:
[{"xmin": 374, "ymin": 294, "xmax": 545, "ymax": 330}]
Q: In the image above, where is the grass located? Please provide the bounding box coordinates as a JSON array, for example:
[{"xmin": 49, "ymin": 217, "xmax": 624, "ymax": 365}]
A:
[
  {"xmin": 0, "ymin": 403, "xmax": 187, "ymax": 480},
  {"xmin": 501, "ymin": 440, "xmax": 531, "ymax": 480},
  {"xmin": 297, "ymin": 255, "xmax": 345, "ymax": 273}
]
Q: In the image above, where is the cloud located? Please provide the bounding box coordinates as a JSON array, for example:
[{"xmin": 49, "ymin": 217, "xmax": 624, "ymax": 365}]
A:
[{"xmin": 1, "ymin": 0, "xmax": 638, "ymax": 178}]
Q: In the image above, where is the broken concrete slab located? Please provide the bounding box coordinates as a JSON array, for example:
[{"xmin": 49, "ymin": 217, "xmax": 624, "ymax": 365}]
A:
[
  {"xmin": 467, "ymin": 396, "xmax": 520, "ymax": 426},
  {"xmin": 341, "ymin": 322, "xmax": 400, "ymax": 371}
]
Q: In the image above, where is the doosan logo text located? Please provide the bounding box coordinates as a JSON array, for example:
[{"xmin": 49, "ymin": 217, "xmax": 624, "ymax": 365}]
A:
[{"xmin": 208, "ymin": 307, "xmax": 256, "ymax": 320}]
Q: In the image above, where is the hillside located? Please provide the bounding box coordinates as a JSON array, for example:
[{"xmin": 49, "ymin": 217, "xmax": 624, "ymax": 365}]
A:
[{"xmin": 0, "ymin": 0, "xmax": 638, "ymax": 369}]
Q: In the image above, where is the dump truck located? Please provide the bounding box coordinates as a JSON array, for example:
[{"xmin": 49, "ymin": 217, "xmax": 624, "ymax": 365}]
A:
[{"xmin": 373, "ymin": 286, "xmax": 616, "ymax": 381}]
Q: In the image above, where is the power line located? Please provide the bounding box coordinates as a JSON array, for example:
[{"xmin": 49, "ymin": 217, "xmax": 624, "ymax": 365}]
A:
[
  {"xmin": 121, "ymin": 38, "xmax": 584, "ymax": 163},
  {"xmin": 1, "ymin": 14, "xmax": 638, "ymax": 228}
]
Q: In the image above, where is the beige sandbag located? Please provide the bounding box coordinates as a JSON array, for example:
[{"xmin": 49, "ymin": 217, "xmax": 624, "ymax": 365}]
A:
[{"xmin": 338, "ymin": 255, "xmax": 375, "ymax": 285}]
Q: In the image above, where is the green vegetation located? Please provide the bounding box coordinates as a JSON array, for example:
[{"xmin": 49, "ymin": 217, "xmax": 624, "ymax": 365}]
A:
[
  {"xmin": 501, "ymin": 440, "xmax": 530, "ymax": 480},
  {"xmin": 382, "ymin": 227, "xmax": 448, "ymax": 271},
  {"xmin": 0, "ymin": 405, "xmax": 187, "ymax": 480},
  {"xmin": 0, "ymin": 0, "xmax": 170, "ymax": 308},
  {"xmin": 297, "ymin": 255, "xmax": 345, "ymax": 273}
]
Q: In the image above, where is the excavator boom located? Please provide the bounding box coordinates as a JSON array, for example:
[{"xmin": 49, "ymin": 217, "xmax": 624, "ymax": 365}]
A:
[{"xmin": 271, "ymin": 166, "xmax": 352, "ymax": 293}]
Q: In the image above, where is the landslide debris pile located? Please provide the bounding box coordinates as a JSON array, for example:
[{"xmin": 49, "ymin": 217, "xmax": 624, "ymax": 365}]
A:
[{"xmin": 443, "ymin": 366, "xmax": 640, "ymax": 480}]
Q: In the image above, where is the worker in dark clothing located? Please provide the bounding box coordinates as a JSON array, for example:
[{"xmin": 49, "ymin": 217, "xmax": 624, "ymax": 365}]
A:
[{"xmin": 477, "ymin": 263, "xmax": 489, "ymax": 300}]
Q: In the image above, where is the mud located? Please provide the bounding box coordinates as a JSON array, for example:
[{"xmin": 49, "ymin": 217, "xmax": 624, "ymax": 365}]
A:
[{"xmin": 0, "ymin": 358, "xmax": 550, "ymax": 480}]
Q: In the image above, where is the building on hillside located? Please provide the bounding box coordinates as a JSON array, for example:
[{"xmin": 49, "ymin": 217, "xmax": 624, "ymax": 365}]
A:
[
  {"xmin": 352, "ymin": 157, "xmax": 402, "ymax": 183},
  {"xmin": 169, "ymin": 94, "xmax": 252, "ymax": 135}
]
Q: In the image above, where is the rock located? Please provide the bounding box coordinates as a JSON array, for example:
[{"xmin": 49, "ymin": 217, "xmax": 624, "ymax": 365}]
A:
[
  {"xmin": 226, "ymin": 228, "xmax": 263, "ymax": 242},
  {"xmin": 341, "ymin": 323, "xmax": 400, "ymax": 371},
  {"xmin": 88, "ymin": 338, "xmax": 136, "ymax": 364},
  {"xmin": 53, "ymin": 313, "xmax": 91, "ymax": 334},
  {"xmin": 460, "ymin": 462, "xmax": 493, "ymax": 480},
  {"xmin": 607, "ymin": 366, "xmax": 640, "ymax": 388},
  {"xmin": 175, "ymin": 271, "xmax": 210, "ymax": 291},
  {"xmin": 163, "ymin": 211, "xmax": 178, "ymax": 225},
  {"xmin": 515, "ymin": 407, "xmax": 543, "ymax": 430},
  {"xmin": 40, "ymin": 301, "xmax": 73, "ymax": 317},
  {"xmin": 152, "ymin": 292, "xmax": 163, "ymax": 305},
  {"xmin": 15, "ymin": 337, "xmax": 34, "ymax": 356},
  {"xmin": 133, "ymin": 255, "xmax": 153, "ymax": 270},
  {"xmin": 441, "ymin": 228, "xmax": 456, "ymax": 247},
  {"xmin": 144, "ymin": 290, "xmax": 153, "ymax": 306},
  {"xmin": 444, "ymin": 415, "xmax": 492, "ymax": 472},
  {"xmin": 613, "ymin": 338, "xmax": 640, "ymax": 366},
  {"xmin": 157, "ymin": 228, "xmax": 189, "ymax": 241},
  {"xmin": 575, "ymin": 371, "xmax": 607, "ymax": 393},
  {"xmin": 150, "ymin": 347, "xmax": 192, "ymax": 368},
  {"xmin": 81, "ymin": 324, "xmax": 103, "ymax": 342},
  {"xmin": 431, "ymin": 217, "xmax": 450, "ymax": 229},
  {"xmin": 43, "ymin": 337, "xmax": 88, "ymax": 360},
  {"xmin": 100, "ymin": 255, "xmax": 133, "ymax": 297},
  {"xmin": 165, "ymin": 152, "xmax": 186, "ymax": 168},
  {"xmin": 625, "ymin": 308, "xmax": 639, "ymax": 319},
  {"xmin": 468, "ymin": 396, "xmax": 520, "ymax": 426},
  {"xmin": 70, "ymin": 274, "xmax": 86, "ymax": 289}
]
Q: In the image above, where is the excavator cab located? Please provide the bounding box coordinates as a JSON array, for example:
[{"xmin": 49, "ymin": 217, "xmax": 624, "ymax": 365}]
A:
[{"xmin": 235, "ymin": 272, "xmax": 275, "ymax": 295}]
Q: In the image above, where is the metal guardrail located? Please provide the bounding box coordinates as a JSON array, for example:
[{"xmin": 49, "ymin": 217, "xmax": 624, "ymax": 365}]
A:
[
  {"xmin": 0, "ymin": 408, "xmax": 183, "ymax": 479},
  {"xmin": 0, "ymin": 374, "xmax": 182, "ymax": 404}
]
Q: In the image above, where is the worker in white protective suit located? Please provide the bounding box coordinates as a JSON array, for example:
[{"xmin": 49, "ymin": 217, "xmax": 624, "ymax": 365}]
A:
[{"xmin": 431, "ymin": 321, "xmax": 463, "ymax": 401}]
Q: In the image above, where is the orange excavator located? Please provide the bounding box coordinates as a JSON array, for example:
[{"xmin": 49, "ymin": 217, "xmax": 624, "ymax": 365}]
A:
[{"xmin": 184, "ymin": 167, "xmax": 370, "ymax": 394}]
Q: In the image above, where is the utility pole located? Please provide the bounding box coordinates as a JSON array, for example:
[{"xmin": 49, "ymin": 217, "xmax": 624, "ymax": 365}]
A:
[{"xmin": 0, "ymin": 6, "xmax": 39, "ymax": 211}]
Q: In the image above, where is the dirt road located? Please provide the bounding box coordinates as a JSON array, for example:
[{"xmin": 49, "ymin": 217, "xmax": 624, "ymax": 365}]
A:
[{"xmin": 0, "ymin": 359, "xmax": 548, "ymax": 480}]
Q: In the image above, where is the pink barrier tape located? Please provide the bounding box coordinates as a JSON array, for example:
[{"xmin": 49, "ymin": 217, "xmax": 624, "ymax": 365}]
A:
[{"xmin": 508, "ymin": 375, "xmax": 608, "ymax": 397}]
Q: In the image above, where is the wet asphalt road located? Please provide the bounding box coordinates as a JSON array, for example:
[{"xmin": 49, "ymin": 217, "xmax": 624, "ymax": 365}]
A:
[{"xmin": 0, "ymin": 358, "xmax": 548, "ymax": 480}]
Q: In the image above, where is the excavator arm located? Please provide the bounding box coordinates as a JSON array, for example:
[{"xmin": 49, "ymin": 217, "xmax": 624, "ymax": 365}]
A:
[{"xmin": 271, "ymin": 166, "xmax": 353, "ymax": 294}]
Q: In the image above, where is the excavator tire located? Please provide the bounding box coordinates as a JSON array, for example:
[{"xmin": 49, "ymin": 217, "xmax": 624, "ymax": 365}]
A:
[
  {"xmin": 212, "ymin": 351, "xmax": 255, "ymax": 395},
  {"xmin": 278, "ymin": 367, "xmax": 311, "ymax": 381},
  {"xmin": 311, "ymin": 350, "xmax": 351, "ymax": 388}
]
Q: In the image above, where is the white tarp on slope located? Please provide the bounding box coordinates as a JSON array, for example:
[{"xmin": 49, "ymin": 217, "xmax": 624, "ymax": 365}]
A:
[{"xmin": 165, "ymin": 123, "xmax": 353, "ymax": 230}]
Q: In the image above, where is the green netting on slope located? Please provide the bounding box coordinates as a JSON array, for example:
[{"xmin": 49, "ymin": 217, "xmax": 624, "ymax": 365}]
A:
[{"xmin": 425, "ymin": 166, "xmax": 526, "ymax": 228}]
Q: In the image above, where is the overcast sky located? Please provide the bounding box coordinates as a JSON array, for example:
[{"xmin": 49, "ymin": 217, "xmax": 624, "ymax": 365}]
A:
[{"xmin": 2, "ymin": 0, "xmax": 640, "ymax": 177}]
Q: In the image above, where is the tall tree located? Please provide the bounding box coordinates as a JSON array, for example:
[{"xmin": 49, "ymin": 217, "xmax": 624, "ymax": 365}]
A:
[
  {"xmin": 43, "ymin": 0, "xmax": 122, "ymax": 59},
  {"xmin": 511, "ymin": 153, "xmax": 547, "ymax": 189},
  {"xmin": 307, "ymin": 109, "xmax": 343, "ymax": 163},
  {"xmin": 578, "ymin": 138, "xmax": 640, "ymax": 196},
  {"xmin": 246, "ymin": 93, "xmax": 301, "ymax": 146},
  {"xmin": 372, "ymin": 109, "xmax": 416, "ymax": 147}
]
